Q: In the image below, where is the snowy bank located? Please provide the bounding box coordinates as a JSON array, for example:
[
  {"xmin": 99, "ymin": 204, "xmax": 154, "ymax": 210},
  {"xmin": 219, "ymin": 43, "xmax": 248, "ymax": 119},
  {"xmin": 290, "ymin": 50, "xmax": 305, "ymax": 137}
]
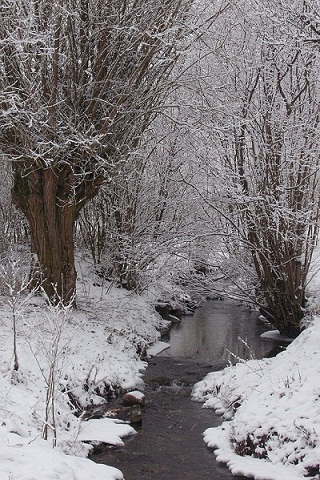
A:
[
  {"xmin": 0, "ymin": 260, "xmax": 165, "ymax": 479},
  {"xmin": 0, "ymin": 432, "xmax": 124, "ymax": 480},
  {"xmin": 192, "ymin": 316, "xmax": 320, "ymax": 479}
]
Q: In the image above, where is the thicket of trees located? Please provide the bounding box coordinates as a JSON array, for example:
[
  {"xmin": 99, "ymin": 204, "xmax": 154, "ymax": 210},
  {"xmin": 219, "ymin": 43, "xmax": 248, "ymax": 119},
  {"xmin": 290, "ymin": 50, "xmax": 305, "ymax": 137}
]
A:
[
  {"xmin": 1, "ymin": 0, "xmax": 320, "ymax": 337},
  {"xmin": 0, "ymin": 0, "xmax": 200, "ymax": 303},
  {"xmin": 220, "ymin": 1, "xmax": 320, "ymax": 336}
]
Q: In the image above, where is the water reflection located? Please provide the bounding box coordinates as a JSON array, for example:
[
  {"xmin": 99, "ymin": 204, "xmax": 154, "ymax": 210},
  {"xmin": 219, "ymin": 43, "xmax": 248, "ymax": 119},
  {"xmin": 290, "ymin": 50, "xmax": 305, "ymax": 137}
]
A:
[
  {"xmin": 160, "ymin": 299, "xmax": 283, "ymax": 364},
  {"xmin": 91, "ymin": 299, "xmax": 285, "ymax": 480}
]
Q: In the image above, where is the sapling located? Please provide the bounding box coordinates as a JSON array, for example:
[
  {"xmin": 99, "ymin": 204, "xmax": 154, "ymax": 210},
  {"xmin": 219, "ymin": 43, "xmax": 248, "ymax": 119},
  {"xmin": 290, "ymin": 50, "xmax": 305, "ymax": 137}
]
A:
[
  {"xmin": 32, "ymin": 287, "xmax": 75, "ymax": 447},
  {"xmin": 0, "ymin": 249, "xmax": 39, "ymax": 383}
]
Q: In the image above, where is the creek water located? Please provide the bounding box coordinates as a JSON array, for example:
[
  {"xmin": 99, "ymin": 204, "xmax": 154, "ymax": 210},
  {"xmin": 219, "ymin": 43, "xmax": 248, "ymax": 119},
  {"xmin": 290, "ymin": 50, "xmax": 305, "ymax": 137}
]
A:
[{"xmin": 91, "ymin": 299, "xmax": 284, "ymax": 480}]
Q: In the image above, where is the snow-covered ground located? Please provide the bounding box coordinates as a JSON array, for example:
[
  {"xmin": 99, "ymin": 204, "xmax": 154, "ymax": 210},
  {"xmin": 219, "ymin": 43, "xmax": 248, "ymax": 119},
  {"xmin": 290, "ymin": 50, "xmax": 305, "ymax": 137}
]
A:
[
  {"xmin": 2, "ymin": 249, "xmax": 320, "ymax": 480},
  {"xmin": 0, "ymin": 257, "xmax": 167, "ymax": 480},
  {"xmin": 192, "ymin": 260, "xmax": 320, "ymax": 479}
]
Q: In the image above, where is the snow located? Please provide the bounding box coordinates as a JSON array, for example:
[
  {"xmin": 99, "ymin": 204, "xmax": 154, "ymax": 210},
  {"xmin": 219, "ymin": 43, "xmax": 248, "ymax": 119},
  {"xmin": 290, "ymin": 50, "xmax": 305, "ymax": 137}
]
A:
[
  {"xmin": 0, "ymin": 256, "xmax": 164, "ymax": 480},
  {"xmin": 2, "ymin": 252, "xmax": 320, "ymax": 480},
  {"xmin": 147, "ymin": 340, "xmax": 170, "ymax": 356},
  {"xmin": 0, "ymin": 435, "xmax": 123, "ymax": 480},
  {"xmin": 161, "ymin": 251, "xmax": 320, "ymax": 479},
  {"xmin": 77, "ymin": 418, "xmax": 136, "ymax": 446},
  {"xmin": 260, "ymin": 330, "xmax": 293, "ymax": 343},
  {"xmin": 192, "ymin": 265, "xmax": 320, "ymax": 479},
  {"xmin": 124, "ymin": 390, "xmax": 145, "ymax": 401},
  {"xmin": 203, "ymin": 424, "xmax": 304, "ymax": 480}
]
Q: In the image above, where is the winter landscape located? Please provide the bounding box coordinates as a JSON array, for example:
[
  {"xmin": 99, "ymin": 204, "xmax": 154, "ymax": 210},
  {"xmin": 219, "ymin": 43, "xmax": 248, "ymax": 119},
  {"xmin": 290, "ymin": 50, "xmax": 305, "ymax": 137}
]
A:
[
  {"xmin": 1, "ymin": 0, "xmax": 320, "ymax": 479},
  {"xmin": 1, "ymin": 252, "xmax": 320, "ymax": 480}
]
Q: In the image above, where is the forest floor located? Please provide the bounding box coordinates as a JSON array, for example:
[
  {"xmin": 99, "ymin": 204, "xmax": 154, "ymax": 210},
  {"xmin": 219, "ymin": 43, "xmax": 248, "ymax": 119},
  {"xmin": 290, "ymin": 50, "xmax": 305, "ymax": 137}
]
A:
[{"xmin": 0, "ymin": 252, "xmax": 320, "ymax": 479}]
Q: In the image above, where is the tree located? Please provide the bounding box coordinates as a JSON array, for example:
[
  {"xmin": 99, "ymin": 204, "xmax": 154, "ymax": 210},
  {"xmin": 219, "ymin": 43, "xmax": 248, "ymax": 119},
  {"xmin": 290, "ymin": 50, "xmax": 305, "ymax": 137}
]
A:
[
  {"xmin": 77, "ymin": 113, "xmax": 207, "ymax": 292},
  {"xmin": 75, "ymin": 38, "xmax": 229, "ymax": 294},
  {"xmin": 204, "ymin": 0, "xmax": 320, "ymax": 336},
  {"xmin": 0, "ymin": 249, "xmax": 38, "ymax": 383},
  {"xmin": 0, "ymin": 0, "xmax": 196, "ymax": 303}
]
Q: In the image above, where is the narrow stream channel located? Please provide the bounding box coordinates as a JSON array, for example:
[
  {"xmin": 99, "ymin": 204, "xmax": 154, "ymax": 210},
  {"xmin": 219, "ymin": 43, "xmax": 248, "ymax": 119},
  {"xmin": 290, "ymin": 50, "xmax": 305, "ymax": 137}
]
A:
[{"xmin": 91, "ymin": 299, "xmax": 285, "ymax": 479}]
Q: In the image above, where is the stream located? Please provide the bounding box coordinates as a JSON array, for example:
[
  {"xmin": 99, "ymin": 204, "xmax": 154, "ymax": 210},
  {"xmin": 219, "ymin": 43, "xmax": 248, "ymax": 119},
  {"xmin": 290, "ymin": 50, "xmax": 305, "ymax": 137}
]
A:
[{"xmin": 91, "ymin": 298, "xmax": 285, "ymax": 479}]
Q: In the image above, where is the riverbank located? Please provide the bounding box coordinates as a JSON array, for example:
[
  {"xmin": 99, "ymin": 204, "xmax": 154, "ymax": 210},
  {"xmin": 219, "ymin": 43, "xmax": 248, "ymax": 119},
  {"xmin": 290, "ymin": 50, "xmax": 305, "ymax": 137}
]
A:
[
  {"xmin": 192, "ymin": 318, "xmax": 320, "ymax": 479},
  {"xmin": 192, "ymin": 271, "xmax": 320, "ymax": 479},
  {"xmin": 0, "ymin": 259, "xmax": 167, "ymax": 479},
  {"xmin": 1, "ymin": 252, "xmax": 320, "ymax": 480}
]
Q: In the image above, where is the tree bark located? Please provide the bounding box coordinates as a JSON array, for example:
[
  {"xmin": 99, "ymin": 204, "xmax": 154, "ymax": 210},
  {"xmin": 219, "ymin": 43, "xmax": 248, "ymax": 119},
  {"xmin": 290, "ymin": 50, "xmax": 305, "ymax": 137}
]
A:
[{"xmin": 12, "ymin": 164, "xmax": 100, "ymax": 305}]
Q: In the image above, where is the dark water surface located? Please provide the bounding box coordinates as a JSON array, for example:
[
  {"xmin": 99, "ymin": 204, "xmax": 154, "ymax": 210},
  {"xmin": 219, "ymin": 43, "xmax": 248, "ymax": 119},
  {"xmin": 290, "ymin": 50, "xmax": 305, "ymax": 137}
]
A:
[
  {"xmin": 159, "ymin": 298, "xmax": 282, "ymax": 364},
  {"xmin": 91, "ymin": 299, "xmax": 283, "ymax": 480}
]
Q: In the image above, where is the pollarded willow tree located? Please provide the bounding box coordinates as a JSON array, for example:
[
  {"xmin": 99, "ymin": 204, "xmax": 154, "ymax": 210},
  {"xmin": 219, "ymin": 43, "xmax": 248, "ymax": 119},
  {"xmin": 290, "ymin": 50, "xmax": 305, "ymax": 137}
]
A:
[
  {"xmin": 203, "ymin": 0, "xmax": 320, "ymax": 337},
  {"xmin": 0, "ymin": 0, "xmax": 197, "ymax": 303}
]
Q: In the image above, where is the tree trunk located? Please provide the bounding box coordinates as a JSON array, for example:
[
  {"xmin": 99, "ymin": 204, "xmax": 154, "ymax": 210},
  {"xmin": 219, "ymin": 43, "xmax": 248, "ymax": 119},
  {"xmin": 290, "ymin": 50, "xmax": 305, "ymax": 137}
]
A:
[{"xmin": 12, "ymin": 166, "xmax": 78, "ymax": 304}]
